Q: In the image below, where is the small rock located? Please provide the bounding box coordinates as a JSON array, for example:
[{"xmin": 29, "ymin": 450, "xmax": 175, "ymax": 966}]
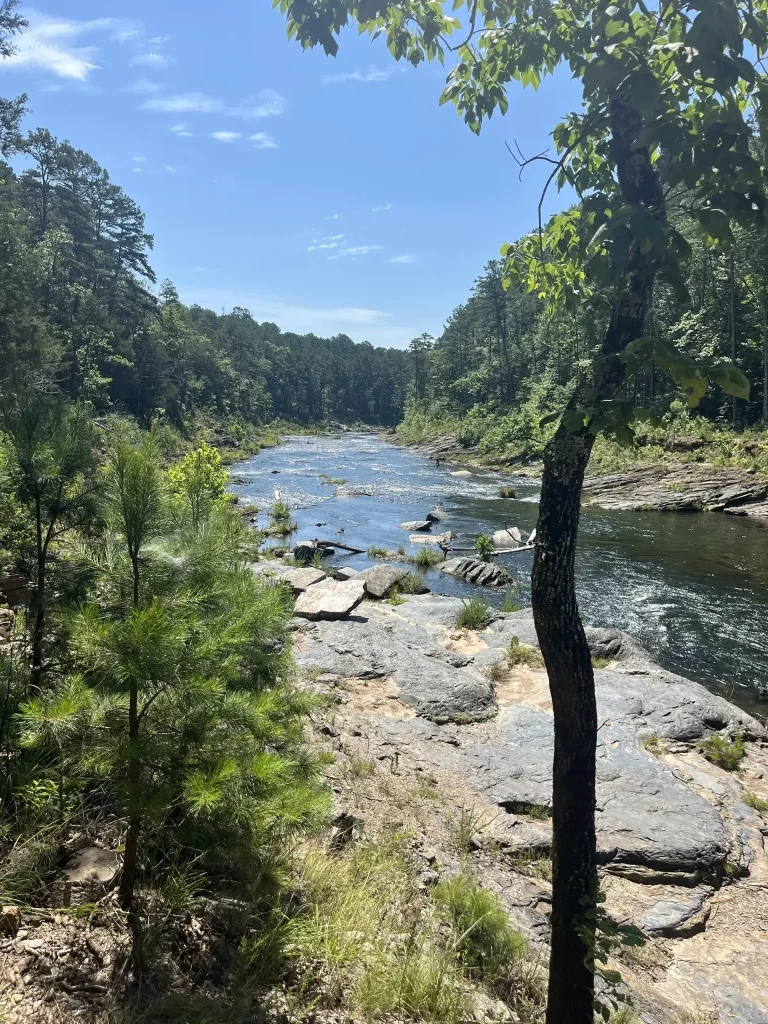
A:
[
  {"xmin": 358, "ymin": 564, "xmax": 409, "ymax": 599},
  {"xmin": 0, "ymin": 907, "xmax": 22, "ymax": 936},
  {"xmin": 398, "ymin": 520, "xmax": 432, "ymax": 532}
]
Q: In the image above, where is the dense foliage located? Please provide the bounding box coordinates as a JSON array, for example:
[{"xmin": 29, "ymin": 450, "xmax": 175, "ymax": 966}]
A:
[
  {"xmin": 1, "ymin": 135, "xmax": 412, "ymax": 430},
  {"xmin": 400, "ymin": 233, "xmax": 768, "ymax": 463}
]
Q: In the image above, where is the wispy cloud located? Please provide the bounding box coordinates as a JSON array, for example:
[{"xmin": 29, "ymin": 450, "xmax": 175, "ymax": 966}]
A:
[
  {"xmin": 170, "ymin": 122, "xmax": 193, "ymax": 137},
  {"xmin": 0, "ymin": 10, "xmax": 128, "ymax": 80},
  {"xmin": 231, "ymin": 89, "xmax": 287, "ymax": 119},
  {"xmin": 133, "ymin": 167, "xmax": 143, "ymax": 174},
  {"xmin": 391, "ymin": 254, "xmax": 416, "ymax": 264},
  {"xmin": 143, "ymin": 92, "xmax": 224, "ymax": 113},
  {"xmin": 124, "ymin": 76, "xmax": 161, "ymax": 94},
  {"xmin": 132, "ymin": 155, "xmax": 147, "ymax": 163},
  {"xmin": 211, "ymin": 131, "xmax": 242, "ymax": 143},
  {"xmin": 308, "ymin": 242, "xmax": 339, "ymax": 251},
  {"xmin": 326, "ymin": 213, "xmax": 340, "ymax": 221},
  {"xmin": 250, "ymin": 132, "xmax": 277, "ymax": 149},
  {"xmin": 324, "ymin": 65, "xmax": 402, "ymax": 85},
  {"xmin": 165, "ymin": 165, "xmax": 176, "ymax": 173},
  {"xmin": 328, "ymin": 245, "xmax": 382, "ymax": 260},
  {"xmin": 130, "ymin": 51, "xmax": 174, "ymax": 68},
  {"xmin": 142, "ymin": 89, "xmax": 286, "ymax": 122},
  {"xmin": 372, "ymin": 203, "xmax": 391, "ymax": 212}
]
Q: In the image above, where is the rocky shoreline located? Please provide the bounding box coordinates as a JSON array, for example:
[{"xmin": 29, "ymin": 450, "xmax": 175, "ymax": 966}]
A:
[
  {"xmin": 402, "ymin": 432, "xmax": 768, "ymax": 520},
  {"xmin": 287, "ymin": 581, "xmax": 768, "ymax": 1023}
]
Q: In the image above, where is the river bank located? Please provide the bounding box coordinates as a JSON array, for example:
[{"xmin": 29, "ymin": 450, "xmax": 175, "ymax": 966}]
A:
[
  {"xmin": 282, "ymin": 573, "xmax": 768, "ymax": 1024},
  {"xmin": 401, "ymin": 432, "xmax": 768, "ymax": 519}
]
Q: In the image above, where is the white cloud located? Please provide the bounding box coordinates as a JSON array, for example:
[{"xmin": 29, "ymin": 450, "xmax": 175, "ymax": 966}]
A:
[
  {"xmin": 133, "ymin": 167, "xmax": 143, "ymax": 174},
  {"xmin": 165, "ymin": 165, "xmax": 176, "ymax": 173},
  {"xmin": 149, "ymin": 35, "xmax": 171, "ymax": 46},
  {"xmin": 211, "ymin": 131, "xmax": 242, "ymax": 143},
  {"xmin": 312, "ymin": 234, "xmax": 344, "ymax": 243},
  {"xmin": 115, "ymin": 28, "xmax": 141, "ymax": 45},
  {"xmin": 250, "ymin": 132, "xmax": 277, "ymax": 149},
  {"xmin": 124, "ymin": 76, "xmax": 161, "ymax": 94},
  {"xmin": 132, "ymin": 155, "xmax": 147, "ymax": 163},
  {"xmin": 0, "ymin": 10, "xmax": 127, "ymax": 80},
  {"xmin": 130, "ymin": 51, "xmax": 174, "ymax": 68},
  {"xmin": 143, "ymin": 92, "xmax": 224, "ymax": 113},
  {"xmin": 328, "ymin": 245, "xmax": 382, "ymax": 260},
  {"xmin": 324, "ymin": 65, "xmax": 402, "ymax": 85},
  {"xmin": 307, "ymin": 242, "xmax": 339, "ymax": 251},
  {"xmin": 178, "ymin": 288, "xmax": 417, "ymax": 347},
  {"xmin": 372, "ymin": 203, "xmax": 391, "ymax": 212},
  {"xmin": 170, "ymin": 122, "xmax": 193, "ymax": 136},
  {"xmin": 391, "ymin": 254, "xmax": 416, "ymax": 263},
  {"xmin": 231, "ymin": 89, "xmax": 287, "ymax": 119},
  {"xmin": 326, "ymin": 213, "xmax": 340, "ymax": 221}
]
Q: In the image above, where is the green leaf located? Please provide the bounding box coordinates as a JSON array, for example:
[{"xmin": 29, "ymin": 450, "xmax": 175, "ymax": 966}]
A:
[{"xmin": 710, "ymin": 360, "xmax": 750, "ymax": 399}]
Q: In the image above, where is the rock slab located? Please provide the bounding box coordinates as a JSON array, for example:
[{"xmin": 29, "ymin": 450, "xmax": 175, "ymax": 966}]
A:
[
  {"xmin": 277, "ymin": 567, "xmax": 327, "ymax": 593},
  {"xmin": 358, "ymin": 564, "xmax": 409, "ymax": 599},
  {"xmin": 583, "ymin": 463, "xmax": 767, "ymax": 512},
  {"xmin": 441, "ymin": 557, "xmax": 511, "ymax": 588},
  {"xmin": 294, "ymin": 580, "xmax": 366, "ymax": 620},
  {"xmin": 399, "ymin": 520, "xmax": 432, "ymax": 531}
]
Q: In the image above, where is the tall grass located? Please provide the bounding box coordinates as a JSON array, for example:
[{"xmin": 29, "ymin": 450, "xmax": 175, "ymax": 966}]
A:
[{"xmin": 456, "ymin": 598, "xmax": 491, "ymax": 631}]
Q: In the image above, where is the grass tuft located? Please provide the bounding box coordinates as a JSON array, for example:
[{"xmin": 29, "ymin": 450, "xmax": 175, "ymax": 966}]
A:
[
  {"xmin": 456, "ymin": 598, "xmax": 491, "ymax": 631},
  {"xmin": 505, "ymin": 636, "xmax": 544, "ymax": 669},
  {"xmin": 414, "ymin": 547, "xmax": 442, "ymax": 569},
  {"xmin": 367, "ymin": 545, "xmax": 389, "ymax": 559},
  {"xmin": 699, "ymin": 732, "xmax": 746, "ymax": 771},
  {"xmin": 744, "ymin": 791, "xmax": 768, "ymax": 813}
]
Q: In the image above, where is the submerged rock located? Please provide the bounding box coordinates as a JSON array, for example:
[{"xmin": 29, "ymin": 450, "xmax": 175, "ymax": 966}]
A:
[{"xmin": 440, "ymin": 557, "xmax": 511, "ymax": 588}]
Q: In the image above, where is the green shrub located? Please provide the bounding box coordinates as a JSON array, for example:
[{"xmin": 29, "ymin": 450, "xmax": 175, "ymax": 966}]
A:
[
  {"xmin": 506, "ymin": 636, "xmax": 544, "ymax": 669},
  {"xmin": 744, "ymin": 791, "xmax": 768, "ymax": 813},
  {"xmin": 399, "ymin": 571, "xmax": 427, "ymax": 594},
  {"xmin": 270, "ymin": 499, "xmax": 292, "ymax": 522},
  {"xmin": 500, "ymin": 587, "xmax": 519, "ymax": 613},
  {"xmin": 432, "ymin": 873, "xmax": 527, "ymax": 986},
  {"xmin": 414, "ymin": 547, "xmax": 442, "ymax": 569},
  {"xmin": 591, "ymin": 656, "xmax": 612, "ymax": 669},
  {"xmin": 473, "ymin": 533, "xmax": 494, "ymax": 562},
  {"xmin": 456, "ymin": 598, "xmax": 491, "ymax": 631},
  {"xmin": 700, "ymin": 732, "xmax": 746, "ymax": 771}
]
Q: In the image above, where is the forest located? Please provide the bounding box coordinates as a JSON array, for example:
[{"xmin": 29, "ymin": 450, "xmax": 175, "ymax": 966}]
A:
[{"xmin": 4, "ymin": 0, "xmax": 768, "ymax": 1022}]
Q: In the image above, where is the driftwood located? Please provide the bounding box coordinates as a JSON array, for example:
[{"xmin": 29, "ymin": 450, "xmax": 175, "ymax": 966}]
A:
[
  {"xmin": 296, "ymin": 539, "xmax": 365, "ymax": 555},
  {"xmin": 449, "ymin": 544, "xmax": 535, "ymax": 555}
]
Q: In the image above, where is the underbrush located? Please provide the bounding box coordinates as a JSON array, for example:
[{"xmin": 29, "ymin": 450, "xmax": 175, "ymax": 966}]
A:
[
  {"xmin": 700, "ymin": 732, "xmax": 746, "ymax": 771},
  {"xmin": 233, "ymin": 836, "xmax": 545, "ymax": 1024},
  {"xmin": 506, "ymin": 636, "xmax": 545, "ymax": 669}
]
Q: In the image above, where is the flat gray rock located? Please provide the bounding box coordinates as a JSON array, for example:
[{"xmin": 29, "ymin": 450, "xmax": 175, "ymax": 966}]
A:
[
  {"xmin": 277, "ymin": 567, "xmax": 327, "ymax": 593},
  {"xmin": 492, "ymin": 527, "xmax": 524, "ymax": 548},
  {"xmin": 297, "ymin": 596, "xmax": 765, "ymax": 872},
  {"xmin": 331, "ymin": 566, "xmax": 362, "ymax": 581},
  {"xmin": 583, "ymin": 463, "xmax": 767, "ymax": 512},
  {"xmin": 410, "ymin": 531, "xmax": 453, "ymax": 546},
  {"xmin": 399, "ymin": 520, "xmax": 432, "ymax": 531},
  {"xmin": 638, "ymin": 890, "xmax": 710, "ymax": 937},
  {"xmin": 294, "ymin": 580, "xmax": 365, "ymax": 620},
  {"xmin": 358, "ymin": 564, "xmax": 409, "ymax": 599}
]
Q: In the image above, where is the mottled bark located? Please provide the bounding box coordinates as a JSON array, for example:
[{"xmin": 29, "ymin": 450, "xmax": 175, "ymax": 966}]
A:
[{"xmin": 537, "ymin": 94, "xmax": 665, "ymax": 1024}]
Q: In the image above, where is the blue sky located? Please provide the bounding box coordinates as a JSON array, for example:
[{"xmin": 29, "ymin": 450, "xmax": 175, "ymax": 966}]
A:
[{"xmin": 2, "ymin": 1, "xmax": 581, "ymax": 347}]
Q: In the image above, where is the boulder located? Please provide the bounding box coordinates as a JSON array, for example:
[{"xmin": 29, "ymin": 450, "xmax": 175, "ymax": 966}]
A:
[
  {"xmin": 53, "ymin": 846, "xmax": 120, "ymax": 907},
  {"xmin": 492, "ymin": 527, "xmax": 524, "ymax": 548},
  {"xmin": 410, "ymin": 531, "xmax": 453, "ymax": 546},
  {"xmin": 450, "ymin": 469, "xmax": 472, "ymax": 477},
  {"xmin": 277, "ymin": 567, "xmax": 327, "ymax": 593},
  {"xmin": 638, "ymin": 890, "xmax": 711, "ymax": 938},
  {"xmin": 293, "ymin": 540, "xmax": 335, "ymax": 563},
  {"xmin": 441, "ymin": 557, "xmax": 511, "ymax": 587},
  {"xmin": 426, "ymin": 507, "xmax": 448, "ymax": 522},
  {"xmin": 332, "ymin": 566, "xmax": 362, "ymax": 581},
  {"xmin": 0, "ymin": 906, "xmax": 21, "ymax": 935},
  {"xmin": 399, "ymin": 520, "xmax": 432, "ymax": 531},
  {"xmin": 294, "ymin": 580, "xmax": 366, "ymax": 620},
  {"xmin": 358, "ymin": 564, "xmax": 409, "ymax": 599}
]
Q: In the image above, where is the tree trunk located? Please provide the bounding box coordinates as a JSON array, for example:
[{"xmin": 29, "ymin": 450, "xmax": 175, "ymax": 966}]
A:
[
  {"xmin": 730, "ymin": 253, "xmax": 738, "ymax": 430},
  {"xmin": 30, "ymin": 493, "xmax": 45, "ymax": 689},
  {"xmin": 535, "ymin": 92, "xmax": 665, "ymax": 1024},
  {"xmin": 762, "ymin": 294, "xmax": 767, "ymax": 425}
]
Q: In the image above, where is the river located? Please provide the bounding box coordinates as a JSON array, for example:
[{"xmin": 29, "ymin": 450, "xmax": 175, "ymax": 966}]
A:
[{"xmin": 229, "ymin": 432, "xmax": 768, "ymax": 719}]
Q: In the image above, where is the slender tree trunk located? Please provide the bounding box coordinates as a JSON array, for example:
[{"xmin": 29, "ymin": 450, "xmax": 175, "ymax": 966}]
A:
[
  {"xmin": 119, "ymin": 553, "xmax": 141, "ymax": 922},
  {"xmin": 730, "ymin": 253, "xmax": 738, "ymax": 430},
  {"xmin": 30, "ymin": 493, "xmax": 46, "ymax": 689},
  {"xmin": 762, "ymin": 295, "xmax": 767, "ymax": 425},
  {"xmin": 536, "ymin": 93, "xmax": 665, "ymax": 1024}
]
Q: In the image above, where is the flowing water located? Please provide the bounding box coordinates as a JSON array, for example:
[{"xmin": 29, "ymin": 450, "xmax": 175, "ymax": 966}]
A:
[{"xmin": 230, "ymin": 433, "xmax": 768, "ymax": 719}]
